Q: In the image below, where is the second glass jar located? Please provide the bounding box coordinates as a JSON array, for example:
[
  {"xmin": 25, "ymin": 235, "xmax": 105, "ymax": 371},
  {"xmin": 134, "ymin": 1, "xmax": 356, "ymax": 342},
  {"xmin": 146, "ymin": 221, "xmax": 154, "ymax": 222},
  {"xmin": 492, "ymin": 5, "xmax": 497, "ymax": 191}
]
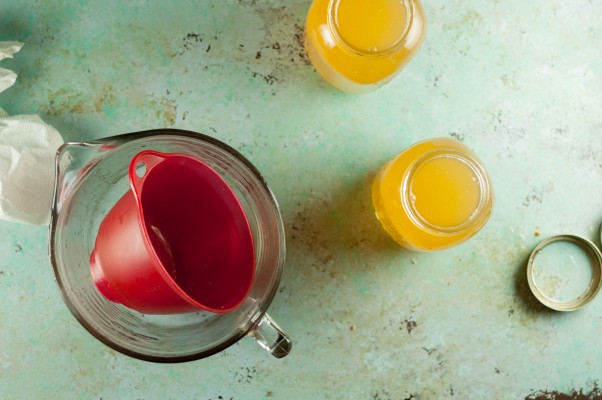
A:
[{"xmin": 372, "ymin": 138, "xmax": 494, "ymax": 251}]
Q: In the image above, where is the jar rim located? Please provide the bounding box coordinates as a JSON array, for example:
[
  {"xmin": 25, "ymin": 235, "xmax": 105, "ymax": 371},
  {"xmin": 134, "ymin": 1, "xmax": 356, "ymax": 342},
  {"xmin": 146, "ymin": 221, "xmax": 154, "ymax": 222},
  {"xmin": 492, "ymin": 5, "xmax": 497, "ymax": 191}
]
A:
[
  {"xmin": 327, "ymin": 0, "xmax": 415, "ymax": 57},
  {"xmin": 401, "ymin": 148, "xmax": 492, "ymax": 235}
]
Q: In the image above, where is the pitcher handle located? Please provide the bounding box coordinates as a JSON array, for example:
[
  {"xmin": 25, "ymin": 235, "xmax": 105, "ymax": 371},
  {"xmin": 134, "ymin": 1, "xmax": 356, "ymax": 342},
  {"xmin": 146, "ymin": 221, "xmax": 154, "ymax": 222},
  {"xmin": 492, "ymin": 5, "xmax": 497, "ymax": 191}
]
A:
[{"xmin": 248, "ymin": 313, "xmax": 292, "ymax": 359}]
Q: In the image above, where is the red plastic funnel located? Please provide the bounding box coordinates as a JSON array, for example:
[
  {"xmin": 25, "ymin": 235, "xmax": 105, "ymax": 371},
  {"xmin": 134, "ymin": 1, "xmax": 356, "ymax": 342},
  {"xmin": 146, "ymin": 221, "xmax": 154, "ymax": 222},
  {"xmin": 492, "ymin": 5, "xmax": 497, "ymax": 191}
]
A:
[{"xmin": 90, "ymin": 150, "xmax": 255, "ymax": 314}]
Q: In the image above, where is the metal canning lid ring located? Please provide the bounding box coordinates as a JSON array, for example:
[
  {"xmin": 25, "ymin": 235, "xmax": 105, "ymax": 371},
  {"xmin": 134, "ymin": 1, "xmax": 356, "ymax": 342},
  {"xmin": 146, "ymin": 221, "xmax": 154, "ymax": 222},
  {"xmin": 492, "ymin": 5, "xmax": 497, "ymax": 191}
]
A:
[{"xmin": 527, "ymin": 235, "xmax": 602, "ymax": 311}]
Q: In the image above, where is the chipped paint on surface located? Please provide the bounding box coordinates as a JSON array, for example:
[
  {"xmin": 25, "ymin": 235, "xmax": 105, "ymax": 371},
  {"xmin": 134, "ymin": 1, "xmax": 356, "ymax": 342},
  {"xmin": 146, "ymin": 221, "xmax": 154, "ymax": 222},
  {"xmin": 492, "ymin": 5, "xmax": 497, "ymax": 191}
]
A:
[{"xmin": 525, "ymin": 382, "xmax": 602, "ymax": 400}]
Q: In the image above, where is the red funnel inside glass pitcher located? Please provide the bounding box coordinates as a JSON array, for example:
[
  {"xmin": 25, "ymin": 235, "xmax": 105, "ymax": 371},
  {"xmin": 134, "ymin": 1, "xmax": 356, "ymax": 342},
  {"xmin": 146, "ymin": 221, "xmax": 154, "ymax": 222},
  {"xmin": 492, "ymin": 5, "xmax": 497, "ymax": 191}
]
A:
[{"xmin": 89, "ymin": 150, "xmax": 255, "ymax": 314}]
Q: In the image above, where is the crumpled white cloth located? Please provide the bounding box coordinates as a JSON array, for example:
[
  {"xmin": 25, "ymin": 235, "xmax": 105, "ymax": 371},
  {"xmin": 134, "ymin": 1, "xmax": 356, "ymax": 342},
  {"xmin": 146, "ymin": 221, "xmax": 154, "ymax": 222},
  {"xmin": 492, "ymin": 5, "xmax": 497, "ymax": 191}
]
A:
[
  {"xmin": 0, "ymin": 42, "xmax": 24, "ymax": 93},
  {"xmin": 0, "ymin": 41, "xmax": 65, "ymax": 225},
  {"xmin": 0, "ymin": 110, "xmax": 64, "ymax": 225}
]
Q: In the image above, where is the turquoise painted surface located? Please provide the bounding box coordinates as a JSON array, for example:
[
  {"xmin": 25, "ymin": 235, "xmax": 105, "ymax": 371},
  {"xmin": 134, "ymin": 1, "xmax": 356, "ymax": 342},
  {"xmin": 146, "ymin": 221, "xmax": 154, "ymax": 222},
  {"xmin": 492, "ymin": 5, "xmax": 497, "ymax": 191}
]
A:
[{"xmin": 1, "ymin": 0, "xmax": 602, "ymax": 398}]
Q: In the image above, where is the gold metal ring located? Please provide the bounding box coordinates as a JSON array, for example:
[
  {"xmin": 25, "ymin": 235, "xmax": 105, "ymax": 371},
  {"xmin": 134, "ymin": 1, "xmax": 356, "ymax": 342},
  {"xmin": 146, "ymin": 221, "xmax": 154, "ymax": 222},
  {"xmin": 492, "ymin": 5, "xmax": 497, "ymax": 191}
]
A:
[{"xmin": 527, "ymin": 234, "xmax": 602, "ymax": 311}]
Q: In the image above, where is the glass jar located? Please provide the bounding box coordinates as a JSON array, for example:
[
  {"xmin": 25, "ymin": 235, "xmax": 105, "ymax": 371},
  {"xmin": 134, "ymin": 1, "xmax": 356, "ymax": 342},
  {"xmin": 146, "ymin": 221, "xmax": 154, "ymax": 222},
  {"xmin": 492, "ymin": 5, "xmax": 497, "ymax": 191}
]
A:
[
  {"xmin": 304, "ymin": 0, "xmax": 426, "ymax": 93},
  {"xmin": 372, "ymin": 138, "xmax": 493, "ymax": 251}
]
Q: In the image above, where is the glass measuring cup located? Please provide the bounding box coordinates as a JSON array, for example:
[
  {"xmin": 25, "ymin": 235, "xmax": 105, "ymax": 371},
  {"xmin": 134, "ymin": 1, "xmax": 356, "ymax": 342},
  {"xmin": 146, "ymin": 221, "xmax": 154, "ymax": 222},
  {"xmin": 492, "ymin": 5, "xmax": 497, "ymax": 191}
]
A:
[{"xmin": 49, "ymin": 129, "xmax": 291, "ymax": 361}]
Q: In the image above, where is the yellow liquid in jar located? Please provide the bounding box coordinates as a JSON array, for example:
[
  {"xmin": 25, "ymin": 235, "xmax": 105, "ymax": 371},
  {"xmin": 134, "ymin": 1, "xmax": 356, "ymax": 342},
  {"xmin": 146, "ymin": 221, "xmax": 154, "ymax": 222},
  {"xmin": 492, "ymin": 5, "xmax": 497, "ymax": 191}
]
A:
[
  {"xmin": 372, "ymin": 138, "xmax": 493, "ymax": 251},
  {"xmin": 410, "ymin": 156, "xmax": 481, "ymax": 228},
  {"xmin": 335, "ymin": 0, "xmax": 409, "ymax": 54},
  {"xmin": 304, "ymin": 0, "xmax": 426, "ymax": 92}
]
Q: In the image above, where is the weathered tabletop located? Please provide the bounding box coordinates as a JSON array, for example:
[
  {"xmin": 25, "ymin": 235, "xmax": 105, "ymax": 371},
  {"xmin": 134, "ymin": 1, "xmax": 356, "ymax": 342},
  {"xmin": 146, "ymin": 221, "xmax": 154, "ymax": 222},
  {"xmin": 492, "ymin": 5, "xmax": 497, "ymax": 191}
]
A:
[{"xmin": 1, "ymin": 1, "xmax": 602, "ymax": 399}]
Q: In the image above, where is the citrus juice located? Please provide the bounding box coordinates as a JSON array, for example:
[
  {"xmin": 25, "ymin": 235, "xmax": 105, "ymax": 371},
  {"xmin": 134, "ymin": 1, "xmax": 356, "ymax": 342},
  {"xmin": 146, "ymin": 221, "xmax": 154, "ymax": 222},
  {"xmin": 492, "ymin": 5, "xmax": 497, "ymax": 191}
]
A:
[
  {"xmin": 372, "ymin": 138, "xmax": 493, "ymax": 251},
  {"xmin": 304, "ymin": 0, "xmax": 426, "ymax": 93}
]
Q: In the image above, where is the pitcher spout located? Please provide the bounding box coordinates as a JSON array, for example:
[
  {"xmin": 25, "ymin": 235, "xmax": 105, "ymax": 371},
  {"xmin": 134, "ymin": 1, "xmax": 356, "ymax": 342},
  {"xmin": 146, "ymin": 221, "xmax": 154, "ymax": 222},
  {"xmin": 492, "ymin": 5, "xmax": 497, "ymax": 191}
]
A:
[{"xmin": 52, "ymin": 141, "xmax": 107, "ymax": 219}]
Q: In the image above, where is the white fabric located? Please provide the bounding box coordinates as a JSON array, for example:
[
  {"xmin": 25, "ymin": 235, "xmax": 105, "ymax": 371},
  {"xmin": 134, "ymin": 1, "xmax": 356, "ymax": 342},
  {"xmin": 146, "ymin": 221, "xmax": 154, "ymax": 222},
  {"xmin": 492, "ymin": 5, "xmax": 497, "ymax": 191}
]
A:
[
  {"xmin": 0, "ymin": 41, "xmax": 24, "ymax": 61},
  {"xmin": 0, "ymin": 112, "xmax": 64, "ymax": 225},
  {"xmin": 0, "ymin": 41, "xmax": 65, "ymax": 225},
  {"xmin": 0, "ymin": 68, "xmax": 17, "ymax": 94},
  {"xmin": 0, "ymin": 42, "xmax": 23, "ymax": 94}
]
